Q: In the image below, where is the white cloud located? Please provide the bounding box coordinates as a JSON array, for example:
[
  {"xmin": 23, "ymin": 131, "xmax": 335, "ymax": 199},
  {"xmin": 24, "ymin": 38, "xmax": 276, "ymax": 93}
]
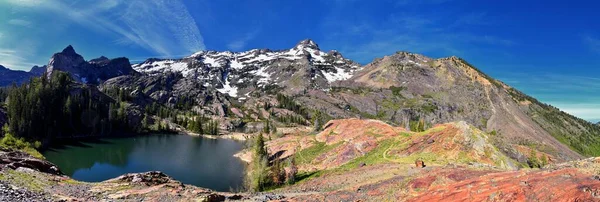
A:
[
  {"xmin": 8, "ymin": 19, "xmax": 32, "ymax": 27},
  {"xmin": 497, "ymin": 72, "xmax": 600, "ymax": 122},
  {"xmin": 552, "ymin": 103, "xmax": 600, "ymax": 122},
  {"xmin": 4, "ymin": 0, "xmax": 205, "ymax": 57},
  {"xmin": 4, "ymin": 0, "xmax": 43, "ymax": 7},
  {"xmin": 226, "ymin": 30, "xmax": 260, "ymax": 51},
  {"xmin": 0, "ymin": 49, "xmax": 39, "ymax": 70},
  {"xmin": 0, "ymin": 38, "xmax": 41, "ymax": 70}
]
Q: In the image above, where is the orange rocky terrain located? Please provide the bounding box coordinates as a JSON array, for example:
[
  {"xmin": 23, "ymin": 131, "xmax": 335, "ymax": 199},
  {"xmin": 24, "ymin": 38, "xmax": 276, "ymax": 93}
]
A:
[{"xmin": 254, "ymin": 118, "xmax": 600, "ymax": 201}]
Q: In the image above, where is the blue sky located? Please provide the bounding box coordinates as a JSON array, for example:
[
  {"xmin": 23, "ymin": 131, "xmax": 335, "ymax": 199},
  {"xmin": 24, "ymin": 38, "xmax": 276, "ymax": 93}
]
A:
[{"xmin": 0, "ymin": 0, "xmax": 599, "ymax": 122}]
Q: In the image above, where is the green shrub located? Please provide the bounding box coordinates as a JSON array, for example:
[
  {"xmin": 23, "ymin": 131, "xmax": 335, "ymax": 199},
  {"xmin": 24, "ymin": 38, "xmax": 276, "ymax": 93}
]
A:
[
  {"xmin": 389, "ymin": 86, "xmax": 406, "ymax": 97},
  {"xmin": 0, "ymin": 132, "xmax": 44, "ymax": 159}
]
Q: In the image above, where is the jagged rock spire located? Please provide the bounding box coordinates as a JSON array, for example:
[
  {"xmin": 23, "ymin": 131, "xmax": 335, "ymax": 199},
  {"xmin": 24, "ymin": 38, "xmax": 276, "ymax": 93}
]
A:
[{"xmin": 61, "ymin": 45, "xmax": 78, "ymax": 56}]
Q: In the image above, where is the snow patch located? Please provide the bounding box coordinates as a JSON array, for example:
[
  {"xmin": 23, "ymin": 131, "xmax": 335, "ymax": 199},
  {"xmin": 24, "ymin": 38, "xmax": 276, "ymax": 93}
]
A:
[
  {"xmin": 250, "ymin": 66, "xmax": 272, "ymax": 87},
  {"xmin": 217, "ymin": 78, "xmax": 238, "ymax": 97},
  {"xmin": 203, "ymin": 57, "xmax": 219, "ymax": 67},
  {"xmin": 230, "ymin": 59, "xmax": 244, "ymax": 70},
  {"xmin": 322, "ymin": 67, "xmax": 354, "ymax": 82},
  {"xmin": 133, "ymin": 60, "xmax": 191, "ymax": 76}
]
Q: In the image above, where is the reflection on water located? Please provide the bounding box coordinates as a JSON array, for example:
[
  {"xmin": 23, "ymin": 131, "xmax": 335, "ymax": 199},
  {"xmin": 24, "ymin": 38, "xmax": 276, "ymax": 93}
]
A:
[{"xmin": 43, "ymin": 134, "xmax": 246, "ymax": 192}]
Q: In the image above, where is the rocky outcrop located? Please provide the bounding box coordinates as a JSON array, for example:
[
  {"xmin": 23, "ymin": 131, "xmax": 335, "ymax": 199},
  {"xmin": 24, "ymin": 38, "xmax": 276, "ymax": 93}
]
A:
[
  {"xmin": 46, "ymin": 45, "xmax": 138, "ymax": 84},
  {"xmin": 112, "ymin": 171, "xmax": 176, "ymax": 186},
  {"xmin": 0, "ymin": 149, "xmax": 62, "ymax": 175},
  {"xmin": 29, "ymin": 65, "xmax": 46, "ymax": 76}
]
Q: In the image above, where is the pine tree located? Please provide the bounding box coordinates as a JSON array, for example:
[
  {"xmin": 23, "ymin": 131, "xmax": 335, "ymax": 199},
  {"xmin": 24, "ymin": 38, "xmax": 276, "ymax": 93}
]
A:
[
  {"xmin": 418, "ymin": 118, "xmax": 425, "ymax": 132},
  {"xmin": 270, "ymin": 158, "xmax": 285, "ymax": 185},
  {"xmin": 313, "ymin": 110, "xmax": 323, "ymax": 132},
  {"xmin": 249, "ymin": 134, "xmax": 270, "ymax": 191},
  {"xmin": 254, "ymin": 134, "xmax": 267, "ymax": 159},
  {"xmin": 286, "ymin": 156, "xmax": 298, "ymax": 185},
  {"xmin": 141, "ymin": 114, "xmax": 150, "ymax": 130},
  {"xmin": 263, "ymin": 120, "xmax": 271, "ymax": 134}
]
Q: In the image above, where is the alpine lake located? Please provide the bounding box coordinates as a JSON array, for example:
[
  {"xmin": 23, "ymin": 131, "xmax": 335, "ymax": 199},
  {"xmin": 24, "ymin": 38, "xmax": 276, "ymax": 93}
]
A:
[{"xmin": 43, "ymin": 134, "xmax": 246, "ymax": 192}]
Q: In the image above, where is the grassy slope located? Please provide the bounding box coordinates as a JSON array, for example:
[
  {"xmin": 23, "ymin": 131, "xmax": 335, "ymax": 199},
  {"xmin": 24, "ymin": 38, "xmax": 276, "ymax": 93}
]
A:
[{"xmin": 289, "ymin": 123, "xmax": 512, "ymax": 184}]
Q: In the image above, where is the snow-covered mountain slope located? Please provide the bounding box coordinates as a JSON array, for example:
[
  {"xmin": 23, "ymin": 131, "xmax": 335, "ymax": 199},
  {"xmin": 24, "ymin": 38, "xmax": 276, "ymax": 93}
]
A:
[{"xmin": 132, "ymin": 39, "xmax": 361, "ymax": 97}]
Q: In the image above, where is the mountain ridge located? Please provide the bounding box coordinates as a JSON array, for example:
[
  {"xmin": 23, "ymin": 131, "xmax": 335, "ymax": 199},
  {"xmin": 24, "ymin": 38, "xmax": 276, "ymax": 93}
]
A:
[{"xmin": 3, "ymin": 39, "xmax": 599, "ymax": 163}]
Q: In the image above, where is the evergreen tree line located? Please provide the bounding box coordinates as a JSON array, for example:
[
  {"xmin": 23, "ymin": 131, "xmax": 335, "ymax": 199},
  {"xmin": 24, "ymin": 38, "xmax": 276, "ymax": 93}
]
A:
[
  {"xmin": 174, "ymin": 95, "xmax": 195, "ymax": 110},
  {"xmin": 262, "ymin": 119, "xmax": 277, "ymax": 134},
  {"xmin": 144, "ymin": 102, "xmax": 179, "ymax": 119},
  {"xmin": 173, "ymin": 115, "xmax": 220, "ymax": 136},
  {"xmin": 275, "ymin": 94, "xmax": 309, "ymax": 118},
  {"xmin": 6, "ymin": 72, "xmax": 131, "ymax": 141},
  {"xmin": 102, "ymin": 87, "xmax": 134, "ymax": 103},
  {"xmin": 273, "ymin": 113, "xmax": 306, "ymax": 126}
]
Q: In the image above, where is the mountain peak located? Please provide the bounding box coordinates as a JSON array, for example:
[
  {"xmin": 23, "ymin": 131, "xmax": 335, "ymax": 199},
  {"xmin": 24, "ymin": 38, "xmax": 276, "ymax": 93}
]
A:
[
  {"xmin": 29, "ymin": 65, "xmax": 46, "ymax": 76},
  {"xmin": 90, "ymin": 56, "xmax": 110, "ymax": 63},
  {"xmin": 295, "ymin": 39, "xmax": 319, "ymax": 50},
  {"xmin": 61, "ymin": 45, "xmax": 78, "ymax": 55}
]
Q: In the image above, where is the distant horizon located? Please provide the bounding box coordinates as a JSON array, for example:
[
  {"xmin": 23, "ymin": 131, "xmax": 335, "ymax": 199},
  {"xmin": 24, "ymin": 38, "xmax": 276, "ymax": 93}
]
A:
[{"xmin": 1, "ymin": 0, "xmax": 598, "ymax": 122}]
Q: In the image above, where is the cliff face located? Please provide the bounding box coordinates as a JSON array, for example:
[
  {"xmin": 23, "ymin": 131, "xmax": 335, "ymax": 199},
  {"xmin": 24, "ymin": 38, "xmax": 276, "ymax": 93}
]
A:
[{"xmin": 46, "ymin": 46, "xmax": 138, "ymax": 84}]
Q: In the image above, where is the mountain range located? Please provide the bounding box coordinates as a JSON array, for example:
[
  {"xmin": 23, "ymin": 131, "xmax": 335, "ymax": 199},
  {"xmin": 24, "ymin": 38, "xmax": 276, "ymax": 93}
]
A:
[{"xmin": 1, "ymin": 39, "xmax": 599, "ymax": 164}]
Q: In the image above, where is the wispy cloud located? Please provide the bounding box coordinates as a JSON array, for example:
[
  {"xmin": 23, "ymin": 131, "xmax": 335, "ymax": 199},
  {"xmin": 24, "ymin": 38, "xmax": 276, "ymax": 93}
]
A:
[
  {"xmin": 8, "ymin": 19, "xmax": 32, "ymax": 27},
  {"xmin": 226, "ymin": 30, "xmax": 260, "ymax": 51},
  {"xmin": 498, "ymin": 72, "xmax": 600, "ymax": 121},
  {"xmin": 552, "ymin": 103, "xmax": 600, "ymax": 122},
  {"xmin": 323, "ymin": 9, "xmax": 513, "ymax": 63},
  {"xmin": 583, "ymin": 36, "xmax": 600, "ymax": 54},
  {"xmin": 3, "ymin": 0, "xmax": 205, "ymax": 63},
  {"xmin": 0, "ymin": 48, "xmax": 41, "ymax": 70}
]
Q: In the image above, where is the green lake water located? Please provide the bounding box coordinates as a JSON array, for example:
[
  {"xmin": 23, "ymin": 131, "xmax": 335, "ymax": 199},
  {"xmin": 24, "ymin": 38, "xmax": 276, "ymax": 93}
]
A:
[{"xmin": 43, "ymin": 134, "xmax": 246, "ymax": 192}]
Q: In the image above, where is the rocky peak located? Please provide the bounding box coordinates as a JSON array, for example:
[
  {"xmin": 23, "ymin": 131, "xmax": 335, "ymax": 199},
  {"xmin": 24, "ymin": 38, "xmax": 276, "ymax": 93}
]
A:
[
  {"xmin": 61, "ymin": 45, "xmax": 78, "ymax": 56},
  {"xmin": 328, "ymin": 50, "xmax": 343, "ymax": 58},
  {"xmin": 294, "ymin": 39, "xmax": 320, "ymax": 50},
  {"xmin": 49, "ymin": 45, "xmax": 85, "ymax": 67},
  {"xmin": 90, "ymin": 56, "xmax": 110, "ymax": 64},
  {"xmin": 0, "ymin": 65, "xmax": 7, "ymax": 71},
  {"xmin": 45, "ymin": 45, "xmax": 137, "ymax": 84},
  {"xmin": 29, "ymin": 65, "xmax": 46, "ymax": 76}
]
